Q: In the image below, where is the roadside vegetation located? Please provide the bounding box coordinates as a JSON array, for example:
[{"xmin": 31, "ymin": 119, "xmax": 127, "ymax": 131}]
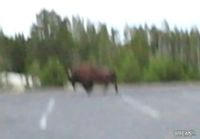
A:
[{"xmin": 0, "ymin": 9, "xmax": 200, "ymax": 86}]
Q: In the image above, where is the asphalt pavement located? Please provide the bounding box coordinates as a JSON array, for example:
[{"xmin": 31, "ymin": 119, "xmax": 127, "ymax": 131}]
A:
[{"xmin": 0, "ymin": 83, "xmax": 200, "ymax": 139}]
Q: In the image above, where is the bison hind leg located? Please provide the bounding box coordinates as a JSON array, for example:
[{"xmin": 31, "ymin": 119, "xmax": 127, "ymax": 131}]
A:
[
  {"xmin": 103, "ymin": 82, "xmax": 109, "ymax": 95},
  {"xmin": 111, "ymin": 74, "xmax": 118, "ymax": 94}
]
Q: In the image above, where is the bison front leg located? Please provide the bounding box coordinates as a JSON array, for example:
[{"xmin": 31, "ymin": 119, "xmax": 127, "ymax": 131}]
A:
[
  {"xmin": 82, "ymin": 81, "xmax": 93, "ymax": 96},
  {"xmin": 71, "ymin": 80, "xmax": 76, "ymax": 92}
]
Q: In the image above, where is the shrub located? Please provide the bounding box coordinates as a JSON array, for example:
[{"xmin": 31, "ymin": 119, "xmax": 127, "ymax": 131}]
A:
[
  {"xmin": 27, "ymin": 60, "xmax": 41, "ymax": 77},
  {"xmin": 116, "ymin": 49, "xmax": 141, "ymax": 82},
  {"xmin": 40, "ymin": 58, "xmax": 67, "ymax": 86},
  {"xmin": 143, "ymin": 56, "xmax": 186, "ymax": 82}
]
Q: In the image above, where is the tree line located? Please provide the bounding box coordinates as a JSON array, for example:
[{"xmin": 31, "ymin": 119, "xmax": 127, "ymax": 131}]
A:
[{"xmin": 0, "ymin": 9, "xmax": 200, "ymax": 86}]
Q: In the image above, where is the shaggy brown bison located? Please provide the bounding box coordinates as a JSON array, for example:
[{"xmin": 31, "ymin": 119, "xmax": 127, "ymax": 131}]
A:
[{"xmin": 67, "ymin": 64, "xmax": 118, "ymax": 95}]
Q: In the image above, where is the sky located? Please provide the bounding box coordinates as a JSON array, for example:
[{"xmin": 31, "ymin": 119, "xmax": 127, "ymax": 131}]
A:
[{"xmin": 0, "ymin": 0, "xmax": 200, "ymax": 38}]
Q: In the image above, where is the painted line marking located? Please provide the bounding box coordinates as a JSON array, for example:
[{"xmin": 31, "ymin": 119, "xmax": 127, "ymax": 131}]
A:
[
  {"xmin": 39, "ymin": 97, "xmax": 55, "ymax": 130},
  {"xmin": 121, "ymin": 95, "xmax": 160, "ymax": 120}
]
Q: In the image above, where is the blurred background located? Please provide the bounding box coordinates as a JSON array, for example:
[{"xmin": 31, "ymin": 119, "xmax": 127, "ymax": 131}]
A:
[{"xmin": 1, "ymin": 9, "xmax": 200, "ymax": 89}]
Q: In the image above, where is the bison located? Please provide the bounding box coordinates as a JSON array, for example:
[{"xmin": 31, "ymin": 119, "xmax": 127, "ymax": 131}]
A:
[{"xmin": 67, "ymin": 64, "xmax": 118, "ymax": 95}]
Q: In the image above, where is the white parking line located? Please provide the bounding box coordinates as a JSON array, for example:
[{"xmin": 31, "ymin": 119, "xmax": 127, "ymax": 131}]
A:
[
  {"xmin": 39, "ymin": 97, "xmax": 55, "ymax": 130},
  {"xmin": 121, "ymin": 95, "xmax": 160, "ymax": 120}
]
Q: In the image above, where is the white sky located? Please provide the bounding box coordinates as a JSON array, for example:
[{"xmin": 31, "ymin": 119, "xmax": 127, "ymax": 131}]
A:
[{"xmin": 0, "ymin": 0, "xmax": 200, "ymax": 37}]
